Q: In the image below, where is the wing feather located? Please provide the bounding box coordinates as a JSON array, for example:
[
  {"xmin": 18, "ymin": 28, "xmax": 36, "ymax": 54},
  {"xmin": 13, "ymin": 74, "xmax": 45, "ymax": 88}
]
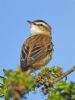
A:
[{"xmin": 20, "ymin": 34, "xmax": 53, "ymax": 71}]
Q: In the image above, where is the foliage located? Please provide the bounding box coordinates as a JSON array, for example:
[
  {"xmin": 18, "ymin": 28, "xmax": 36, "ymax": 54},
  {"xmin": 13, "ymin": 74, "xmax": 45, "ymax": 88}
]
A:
[{"xmin": 0, "ymin": 66, "xmax": 75, "ymax": 100}]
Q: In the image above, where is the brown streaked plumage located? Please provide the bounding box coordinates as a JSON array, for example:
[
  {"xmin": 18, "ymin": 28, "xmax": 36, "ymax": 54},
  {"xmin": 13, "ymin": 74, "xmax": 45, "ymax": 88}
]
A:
[{"xmin": 20, "ymin": 20, "xmax": 53, "ymax": 72}]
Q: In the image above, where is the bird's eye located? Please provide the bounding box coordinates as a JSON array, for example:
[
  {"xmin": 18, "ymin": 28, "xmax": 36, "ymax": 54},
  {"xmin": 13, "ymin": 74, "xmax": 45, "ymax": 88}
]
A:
[
  {"xmin": 38, "ymin": 24, "xmax": 44, "ymax": 29},
  {"xmin": 39, "ymin": 24, "xmax": 43, "ymax": 26}
]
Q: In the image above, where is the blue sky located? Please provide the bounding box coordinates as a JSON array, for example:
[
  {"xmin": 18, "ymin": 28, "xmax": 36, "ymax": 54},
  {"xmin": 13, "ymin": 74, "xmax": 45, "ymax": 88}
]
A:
[{"xmin": 0, "ymin": 0, "xmax": 75, "ymax": 100}]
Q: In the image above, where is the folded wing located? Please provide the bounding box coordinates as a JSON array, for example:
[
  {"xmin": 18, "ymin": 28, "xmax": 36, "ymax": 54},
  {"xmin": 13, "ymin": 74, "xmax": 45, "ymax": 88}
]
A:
[{"xmin": 20, "ymin": 35, "xmax": 53, "ymax": 71}]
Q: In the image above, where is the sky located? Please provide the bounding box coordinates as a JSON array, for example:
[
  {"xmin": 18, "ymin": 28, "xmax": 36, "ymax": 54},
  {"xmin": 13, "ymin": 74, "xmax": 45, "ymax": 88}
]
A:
[{"xmin": 0, "ymin": 0, "xmax": 75, "ymax": 100}]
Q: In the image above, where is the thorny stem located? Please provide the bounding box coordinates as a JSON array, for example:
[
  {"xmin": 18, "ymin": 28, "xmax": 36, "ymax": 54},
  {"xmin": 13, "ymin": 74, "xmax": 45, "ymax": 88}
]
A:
[{"xmin": 56, "ymin": 66, "xmax": 75, "ymax": 82}]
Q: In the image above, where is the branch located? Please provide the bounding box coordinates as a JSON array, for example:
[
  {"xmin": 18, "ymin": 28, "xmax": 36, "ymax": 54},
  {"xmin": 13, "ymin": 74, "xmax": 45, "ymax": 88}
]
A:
[
  {"xmin": 56, "ymin": 66, "xmax": 75, "ymax": 82},
  {"xmin": 0, "ymin": 66, "xmax": 75, "ymax": 99}
]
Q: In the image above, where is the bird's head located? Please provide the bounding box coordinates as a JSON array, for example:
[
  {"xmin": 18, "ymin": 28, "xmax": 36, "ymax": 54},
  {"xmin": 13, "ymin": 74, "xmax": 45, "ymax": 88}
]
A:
[{"xmin": 27, "ymin": 20, "xmax": 52, "ymax": 36}]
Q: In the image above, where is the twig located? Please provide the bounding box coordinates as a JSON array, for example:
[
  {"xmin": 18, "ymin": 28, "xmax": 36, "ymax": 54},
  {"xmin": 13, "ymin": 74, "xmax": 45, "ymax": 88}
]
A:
[{"xmin": 56, "ymin": 66, "xmax": 75, "ymax": 82}]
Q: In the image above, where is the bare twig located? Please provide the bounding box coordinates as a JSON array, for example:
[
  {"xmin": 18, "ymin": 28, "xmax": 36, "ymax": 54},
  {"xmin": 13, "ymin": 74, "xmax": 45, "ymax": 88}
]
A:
[{"xmin": 56, "ymin": 66, "xmax": 75, "ymax": 82}]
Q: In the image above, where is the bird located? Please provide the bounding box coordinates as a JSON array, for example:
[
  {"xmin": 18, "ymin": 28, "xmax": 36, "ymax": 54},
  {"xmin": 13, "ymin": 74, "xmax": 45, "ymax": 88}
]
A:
[{"xmin": 20, "ymin": 20, "xmax": 54, "ymax": 72}]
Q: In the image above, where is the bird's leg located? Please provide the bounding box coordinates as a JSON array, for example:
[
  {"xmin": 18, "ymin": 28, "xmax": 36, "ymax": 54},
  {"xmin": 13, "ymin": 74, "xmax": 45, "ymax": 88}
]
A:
[
  {"xmin": 31, "ymin": 67, "xmax": 36, "ymax": 76},
  {"xmin": 40, "ymin": 66, "xmax": 45, "ymax": 72}
]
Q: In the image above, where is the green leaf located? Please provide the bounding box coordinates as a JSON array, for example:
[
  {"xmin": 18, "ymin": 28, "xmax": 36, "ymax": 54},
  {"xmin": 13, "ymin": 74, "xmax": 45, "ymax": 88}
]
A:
[{"xmin": 0, "ymin": 88, "xmax": 4, "ymax": 97}]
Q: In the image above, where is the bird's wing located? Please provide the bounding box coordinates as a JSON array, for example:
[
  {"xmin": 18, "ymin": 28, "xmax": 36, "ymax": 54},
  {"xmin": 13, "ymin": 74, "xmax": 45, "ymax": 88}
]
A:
[{"xmin": 20, "ymin": 35, "xmax": 53, "ymax": 71}]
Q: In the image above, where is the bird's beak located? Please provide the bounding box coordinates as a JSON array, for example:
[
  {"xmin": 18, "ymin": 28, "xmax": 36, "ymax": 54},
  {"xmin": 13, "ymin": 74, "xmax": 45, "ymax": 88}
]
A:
[{"xmin": 27, "ymin": 20, "xmax": 33, "ymax": 24}]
